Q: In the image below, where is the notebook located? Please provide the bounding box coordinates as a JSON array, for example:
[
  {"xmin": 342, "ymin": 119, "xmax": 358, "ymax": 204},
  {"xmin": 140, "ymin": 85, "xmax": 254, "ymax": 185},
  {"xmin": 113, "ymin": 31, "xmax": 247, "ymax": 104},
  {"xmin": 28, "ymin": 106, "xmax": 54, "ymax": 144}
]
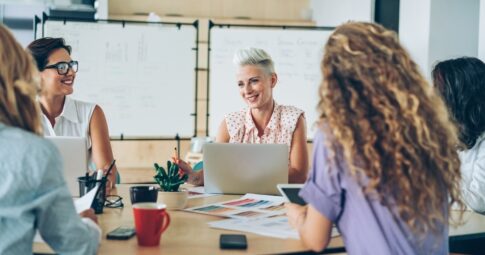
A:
[
  {"xmin": 47, "ymin": 136, "xmax": 88, "ymax": 196},
  {"xmin": 203, "ymin": 143, "xmax": 288, "ymax": 195}
]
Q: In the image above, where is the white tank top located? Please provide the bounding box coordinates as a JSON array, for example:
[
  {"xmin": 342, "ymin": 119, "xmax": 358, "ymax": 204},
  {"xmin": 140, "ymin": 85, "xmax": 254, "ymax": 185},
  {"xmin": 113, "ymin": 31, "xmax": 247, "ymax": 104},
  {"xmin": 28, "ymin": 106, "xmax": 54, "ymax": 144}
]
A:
[{"xmin": 41, "ymin": 96, "xmax": 96, "ymax": 168}]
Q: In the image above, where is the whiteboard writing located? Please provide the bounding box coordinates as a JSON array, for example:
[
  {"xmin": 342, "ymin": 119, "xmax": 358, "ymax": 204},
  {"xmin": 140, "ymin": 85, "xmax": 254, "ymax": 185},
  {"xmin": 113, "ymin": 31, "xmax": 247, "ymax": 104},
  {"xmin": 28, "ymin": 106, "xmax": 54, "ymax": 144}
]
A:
[{"xmin": 43, "ymin": 21, "xmax": 197, "ymax": 138}]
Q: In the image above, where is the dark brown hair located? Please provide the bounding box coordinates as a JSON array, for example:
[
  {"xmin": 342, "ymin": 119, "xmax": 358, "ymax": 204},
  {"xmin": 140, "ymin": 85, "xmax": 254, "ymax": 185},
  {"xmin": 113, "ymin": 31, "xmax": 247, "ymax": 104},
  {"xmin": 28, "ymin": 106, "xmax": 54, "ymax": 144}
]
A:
[
  {"xmin": 27, "ymin": 37, "xmax": 72, "ymax": 71},
  {"xmin": 432, "ymin": 57, "xmax": 485, "ymax": 149}
]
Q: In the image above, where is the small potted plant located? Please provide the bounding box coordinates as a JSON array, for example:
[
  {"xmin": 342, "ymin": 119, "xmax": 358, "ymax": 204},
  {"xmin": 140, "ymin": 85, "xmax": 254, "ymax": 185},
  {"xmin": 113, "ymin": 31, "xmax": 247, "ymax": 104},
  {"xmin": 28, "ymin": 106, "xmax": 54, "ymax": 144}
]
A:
[{"xmin": 153, "ymin": 160, "xmax": 189, "ymax": 209}]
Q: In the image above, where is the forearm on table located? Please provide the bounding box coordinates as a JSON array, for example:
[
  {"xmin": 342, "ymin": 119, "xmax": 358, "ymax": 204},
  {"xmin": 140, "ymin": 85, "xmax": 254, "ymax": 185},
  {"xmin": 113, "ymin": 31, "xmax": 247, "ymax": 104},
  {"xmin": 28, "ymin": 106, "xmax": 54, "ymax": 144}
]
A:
[{"xmin": 297, "ymin": 206, "xmax": 332, "ymax": 252}]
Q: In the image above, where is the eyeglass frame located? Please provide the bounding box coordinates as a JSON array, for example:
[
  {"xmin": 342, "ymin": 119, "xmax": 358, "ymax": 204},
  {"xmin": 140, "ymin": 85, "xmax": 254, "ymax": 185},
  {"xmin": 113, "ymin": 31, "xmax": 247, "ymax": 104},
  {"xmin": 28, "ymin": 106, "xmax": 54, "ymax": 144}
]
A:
[
  {"xmin": 44, "ymin": 60, "xmax": 79, "ymax": 75},
  {"xmin": 104, "ymin": 195, "xmax": 124, "ymax": 208}
]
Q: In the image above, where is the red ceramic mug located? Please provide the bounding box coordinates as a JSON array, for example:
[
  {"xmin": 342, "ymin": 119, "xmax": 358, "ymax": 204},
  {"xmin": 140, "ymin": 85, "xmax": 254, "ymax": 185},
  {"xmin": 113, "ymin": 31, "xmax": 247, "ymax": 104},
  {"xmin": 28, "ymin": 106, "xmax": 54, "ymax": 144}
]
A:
[{"xmin": 133, "ymin": 203, "xmax": 171, "ymax": 246}]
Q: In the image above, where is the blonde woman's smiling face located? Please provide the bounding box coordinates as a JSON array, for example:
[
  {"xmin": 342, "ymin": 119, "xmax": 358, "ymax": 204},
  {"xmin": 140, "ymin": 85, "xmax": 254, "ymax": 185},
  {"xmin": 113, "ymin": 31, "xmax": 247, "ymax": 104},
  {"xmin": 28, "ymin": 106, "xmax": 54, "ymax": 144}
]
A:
[{"xmin": 236, "ymin": 65, "xmax": 276, "ymax": 110}]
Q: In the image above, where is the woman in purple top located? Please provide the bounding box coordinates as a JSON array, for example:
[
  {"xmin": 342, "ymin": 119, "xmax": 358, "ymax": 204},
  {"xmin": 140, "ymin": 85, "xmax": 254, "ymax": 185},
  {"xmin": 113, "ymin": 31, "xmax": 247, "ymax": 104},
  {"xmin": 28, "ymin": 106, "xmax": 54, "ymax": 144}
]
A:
[{"xmin": 286, "ymin": 22, "xmax": 464, "ymax": 254}]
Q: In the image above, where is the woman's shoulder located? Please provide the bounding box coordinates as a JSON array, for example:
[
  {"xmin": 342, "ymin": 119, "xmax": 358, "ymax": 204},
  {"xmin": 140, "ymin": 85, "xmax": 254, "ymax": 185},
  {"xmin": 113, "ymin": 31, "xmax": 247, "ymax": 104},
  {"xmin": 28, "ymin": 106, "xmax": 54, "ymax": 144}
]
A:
[
  {"xmin": 276, "ymin": 104, "xmax": 305, "ymax": 130},
  {"xmin": 278, "ymin": 104, "xmax": 304, "ymax": 119},
  {"xmin": 0, "ymin": 126, "xmax": 59, "ymax": 167},
  {"xmin": 278, "ymin": 104, "xmax": 304, "ymax": 114},
  {"xmin": 66, "ymin": 97, "xmax": 97, "ymax": 125},
  {"xmin": 224, "ymin": 109, "xmax": 247, "ymax": 136},
  {"xmin": 225, "ymin": 108, "xmax": 246, "ymax": 125},
  {"xmin": 69, "ymin": 97, "xmax": 97, "ymax": 110}
]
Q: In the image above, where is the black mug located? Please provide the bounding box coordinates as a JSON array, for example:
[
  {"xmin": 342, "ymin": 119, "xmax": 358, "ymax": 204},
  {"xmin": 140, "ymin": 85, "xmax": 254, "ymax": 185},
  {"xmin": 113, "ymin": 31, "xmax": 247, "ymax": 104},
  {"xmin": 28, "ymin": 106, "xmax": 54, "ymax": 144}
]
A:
[
  {"xmin": 129, "ymin": 186, "xmax": 158, "ymax": 204},
  {"xmin": 77, "ymin": 176, "xmax": 106, "ymax": 214}
]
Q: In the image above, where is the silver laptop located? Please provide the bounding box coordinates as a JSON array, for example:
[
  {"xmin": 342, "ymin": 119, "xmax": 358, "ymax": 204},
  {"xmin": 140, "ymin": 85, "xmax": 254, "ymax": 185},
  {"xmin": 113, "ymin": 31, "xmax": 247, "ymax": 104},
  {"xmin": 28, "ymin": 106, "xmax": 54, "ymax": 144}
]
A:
[
  {"xmin": 203, "ymin": 143, "xmax": 289, "ymax": 195},
  {"xmin": 47, "ymin": 136, "xmax": 88, "ymax": 196}
]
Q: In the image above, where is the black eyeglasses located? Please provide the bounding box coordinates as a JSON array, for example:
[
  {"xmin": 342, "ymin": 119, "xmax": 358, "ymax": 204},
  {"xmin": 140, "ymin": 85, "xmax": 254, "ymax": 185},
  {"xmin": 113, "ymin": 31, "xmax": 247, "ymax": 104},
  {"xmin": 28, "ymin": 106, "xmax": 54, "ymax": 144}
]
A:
[
  {"xmin": 105, "ymin": 195, "xmax": 124, "ymax": 208},
  {"xmin": 44, "ymin": 60, "xmax": 79, "ymax": 75}
]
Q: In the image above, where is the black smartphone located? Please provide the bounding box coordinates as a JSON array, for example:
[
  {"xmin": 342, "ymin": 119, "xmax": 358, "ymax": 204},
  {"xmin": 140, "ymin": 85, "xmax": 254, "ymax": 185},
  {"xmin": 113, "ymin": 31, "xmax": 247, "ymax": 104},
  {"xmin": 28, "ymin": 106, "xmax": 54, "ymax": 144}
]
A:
[
  {"xmin": 220, "ymin": 234, "xmax": 247, "ymax": 249},
  {"xmin": 277, "ymin": 184, "xmax": 307, "ymax": 206},
  {"xmin": 106, "ymin": 227, "xmax": 136, "ymax": 240}
]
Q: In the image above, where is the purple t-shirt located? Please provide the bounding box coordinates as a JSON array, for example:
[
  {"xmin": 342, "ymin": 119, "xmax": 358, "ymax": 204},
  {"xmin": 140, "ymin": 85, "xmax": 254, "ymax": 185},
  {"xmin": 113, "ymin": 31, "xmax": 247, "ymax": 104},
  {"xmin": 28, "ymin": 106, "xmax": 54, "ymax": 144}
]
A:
[{"xmin": 299, "ymin": 130, "xmax": 448, "ymax": 254}]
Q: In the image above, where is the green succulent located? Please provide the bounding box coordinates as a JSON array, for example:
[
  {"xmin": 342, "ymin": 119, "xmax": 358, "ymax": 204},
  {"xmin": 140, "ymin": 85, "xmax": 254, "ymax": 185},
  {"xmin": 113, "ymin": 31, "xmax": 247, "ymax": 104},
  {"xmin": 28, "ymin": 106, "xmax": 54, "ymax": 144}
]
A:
[{"xmin": 153, "ymin": 161, "xmax": 188, "ymax": 192}]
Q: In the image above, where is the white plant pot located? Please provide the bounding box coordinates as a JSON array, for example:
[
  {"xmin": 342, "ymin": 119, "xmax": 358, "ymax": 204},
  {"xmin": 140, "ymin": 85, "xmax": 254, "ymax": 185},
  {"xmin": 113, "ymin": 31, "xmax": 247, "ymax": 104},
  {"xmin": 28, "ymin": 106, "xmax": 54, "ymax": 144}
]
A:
[{"xmin": 157, "ymin": 189, "xmax": 188, "ymax": 210}]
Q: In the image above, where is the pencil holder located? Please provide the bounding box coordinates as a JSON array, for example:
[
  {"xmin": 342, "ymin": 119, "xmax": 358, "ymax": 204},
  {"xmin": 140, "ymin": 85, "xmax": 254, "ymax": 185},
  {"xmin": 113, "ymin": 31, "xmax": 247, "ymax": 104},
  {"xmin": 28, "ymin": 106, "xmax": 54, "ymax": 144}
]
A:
[{"xmin": 77, "ymin": 176, "xmax": 107, "ymax": 214}]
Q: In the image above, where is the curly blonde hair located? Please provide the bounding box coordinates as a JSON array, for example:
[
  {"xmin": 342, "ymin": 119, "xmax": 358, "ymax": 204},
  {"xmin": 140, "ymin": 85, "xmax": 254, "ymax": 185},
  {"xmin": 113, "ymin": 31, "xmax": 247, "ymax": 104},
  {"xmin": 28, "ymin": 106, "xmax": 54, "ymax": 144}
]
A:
[
  {"xmin": 0, "ymin": 25, "xmax": 42, "ymax": 134},
  {"xmin": 319, "ymin": 22, "xmax": 463, "ymax": 234}
]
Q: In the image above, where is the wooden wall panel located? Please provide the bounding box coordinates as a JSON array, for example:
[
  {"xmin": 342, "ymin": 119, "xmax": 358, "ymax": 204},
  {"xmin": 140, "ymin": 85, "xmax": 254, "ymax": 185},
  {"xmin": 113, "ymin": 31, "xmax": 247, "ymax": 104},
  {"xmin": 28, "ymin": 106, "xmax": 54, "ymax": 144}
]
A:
[{"xmin": 109, "ymin": 0, "xmax": 310, "ymax": 21}]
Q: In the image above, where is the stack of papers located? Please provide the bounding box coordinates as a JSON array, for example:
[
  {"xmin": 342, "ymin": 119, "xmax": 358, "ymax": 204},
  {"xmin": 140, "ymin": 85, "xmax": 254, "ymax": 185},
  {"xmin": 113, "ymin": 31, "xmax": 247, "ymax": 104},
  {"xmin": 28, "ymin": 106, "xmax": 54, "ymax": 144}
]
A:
[
  {"xmin": 184, "ymin": 193, "xmax": 341, "ymax": 239},
  {"xmin": 184, "ymin": 193, "xmax": 286, "ymax": 219},
  {"xmin": 209, "ymin": 216, "xmax": 299, "ymax": 239},
  {"xmin": 209, "ymin": 216, "xmax": 340, "ymax": 240}
]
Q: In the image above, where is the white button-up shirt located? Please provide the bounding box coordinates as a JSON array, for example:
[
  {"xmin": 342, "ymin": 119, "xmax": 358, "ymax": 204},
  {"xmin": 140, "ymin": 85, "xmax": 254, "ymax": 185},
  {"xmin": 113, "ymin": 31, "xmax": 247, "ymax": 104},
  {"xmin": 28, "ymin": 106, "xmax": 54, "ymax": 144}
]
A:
[
  {"xmin": 459, "ymin": 133, "xmax": 485, "ymax": 214},
  {"xmin": 41, "ymin": 96, "xmax": 96, "ymax": 168}
]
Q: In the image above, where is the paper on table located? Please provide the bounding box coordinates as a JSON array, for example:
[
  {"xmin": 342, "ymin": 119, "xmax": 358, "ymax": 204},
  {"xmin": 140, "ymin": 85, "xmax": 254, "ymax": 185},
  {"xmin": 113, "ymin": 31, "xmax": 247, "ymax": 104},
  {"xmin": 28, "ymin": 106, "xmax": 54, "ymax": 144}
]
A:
[
  {"xmin": 185, "ymin": 193, "xmax": 286, "ymax": 219},
  {"xmin": 209, "ymin": 216, "xmax": 340, "ymax": 239},
  {"xmin": 74, "ymin": 185, "xmax": 99, "ymax": 213},
  {"xmin": 186, "ymin": 186, "xmax": 218, "ymax": 199},
  {"xmin": 34, "ymin": 186, "xmax": 99, "ymax": 243}
]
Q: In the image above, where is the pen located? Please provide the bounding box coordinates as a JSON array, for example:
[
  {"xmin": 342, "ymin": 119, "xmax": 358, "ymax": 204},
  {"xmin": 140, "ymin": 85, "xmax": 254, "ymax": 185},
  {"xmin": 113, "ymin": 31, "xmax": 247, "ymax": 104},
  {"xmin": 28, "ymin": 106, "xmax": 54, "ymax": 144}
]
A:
[
  {"xmin": 103, "ymin": 159, "xmax": 116, "ymax": 180},
  {"xmin": 173, "ymin": 147, "xmax": 178, "ymax": 161},
  {"xmin": 84, "ymin": 171, "xmax": 89, "ymax": 195}
]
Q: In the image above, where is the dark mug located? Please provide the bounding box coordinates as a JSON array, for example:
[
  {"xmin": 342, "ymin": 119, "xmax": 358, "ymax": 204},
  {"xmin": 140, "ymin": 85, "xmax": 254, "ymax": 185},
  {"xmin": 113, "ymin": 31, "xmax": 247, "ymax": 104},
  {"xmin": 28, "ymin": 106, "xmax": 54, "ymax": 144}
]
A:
[{"xmin": 130, "ymin": 186, "xmax": 158, "ymax": 204}]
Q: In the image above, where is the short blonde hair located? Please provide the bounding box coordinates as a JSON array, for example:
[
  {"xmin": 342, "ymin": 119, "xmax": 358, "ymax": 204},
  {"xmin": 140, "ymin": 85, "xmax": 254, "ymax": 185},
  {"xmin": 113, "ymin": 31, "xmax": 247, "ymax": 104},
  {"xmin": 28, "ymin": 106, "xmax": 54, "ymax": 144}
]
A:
[
  {"xmin": 233, "ymin": 47, "xmax": 275, "ymax": 75},
  {"xmin": 0, "ymin": 24, "xmax": 42, "ymax": 134}
]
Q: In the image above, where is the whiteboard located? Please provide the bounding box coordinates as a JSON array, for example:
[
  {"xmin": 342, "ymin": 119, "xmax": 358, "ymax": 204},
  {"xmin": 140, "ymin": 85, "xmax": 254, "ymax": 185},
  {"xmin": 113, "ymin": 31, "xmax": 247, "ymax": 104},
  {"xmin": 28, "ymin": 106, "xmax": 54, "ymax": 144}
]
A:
[
  {"xmin": 43, "ymin": 20, "xmax": 197, "ymax": 138},
  {"xmin": 209, "ymin": 26, "xmax": 333, "ymax": 139}
]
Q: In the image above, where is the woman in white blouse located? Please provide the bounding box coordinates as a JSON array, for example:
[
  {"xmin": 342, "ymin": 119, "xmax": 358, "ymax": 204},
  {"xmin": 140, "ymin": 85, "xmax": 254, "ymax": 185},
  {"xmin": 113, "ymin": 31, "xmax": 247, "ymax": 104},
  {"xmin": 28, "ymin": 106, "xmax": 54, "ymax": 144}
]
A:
[
  {"xmin": 27, "ymin": 38, "xmax": 117, "ymax": 190},
  {"xmin": 433, "ymin": 57, "xmax": 485, "ymax": 214}
]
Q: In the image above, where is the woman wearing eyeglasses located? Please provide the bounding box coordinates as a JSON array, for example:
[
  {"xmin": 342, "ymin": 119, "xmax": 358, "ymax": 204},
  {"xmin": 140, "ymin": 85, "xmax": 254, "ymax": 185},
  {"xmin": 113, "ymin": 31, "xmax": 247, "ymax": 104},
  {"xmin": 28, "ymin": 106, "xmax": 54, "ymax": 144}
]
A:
[{"xmin": 27, "ymin": 38, "xmax": 117, "ymax": 192}]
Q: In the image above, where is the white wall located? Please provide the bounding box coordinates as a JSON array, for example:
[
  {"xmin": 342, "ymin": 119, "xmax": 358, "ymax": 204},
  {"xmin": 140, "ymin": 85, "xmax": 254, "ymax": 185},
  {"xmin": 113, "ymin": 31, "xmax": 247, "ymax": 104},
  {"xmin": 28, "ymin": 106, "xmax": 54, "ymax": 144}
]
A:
[
  {"xmin": 428, "ymin": 0, "xmax": 479, "ymax": 73},
  {"xmin": 310, "ymin": 0, "xmax": 374, "ymax": 27},
  {"xmin": 399, "ymin": 0, "xmax": 480, "ymax": 80},
  {"xmin": 399, "ymin": 0, "xmax": 432, "ymax": 77},
  {"xmin": 479, "ymin": 0, "xmax": 485, "ymax": 61}
]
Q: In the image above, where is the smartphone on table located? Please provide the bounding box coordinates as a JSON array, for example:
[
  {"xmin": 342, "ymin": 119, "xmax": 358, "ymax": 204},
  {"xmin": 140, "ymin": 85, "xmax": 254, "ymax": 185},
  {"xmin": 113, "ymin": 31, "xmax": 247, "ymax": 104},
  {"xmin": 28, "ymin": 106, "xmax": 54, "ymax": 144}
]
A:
[
  {"xmin": 220, "ymin": 234, "xmax": 247, "ymax": 249},
  {"xmin": 106, "ymin": 227, "xmax": 136, "ymax": 240}
]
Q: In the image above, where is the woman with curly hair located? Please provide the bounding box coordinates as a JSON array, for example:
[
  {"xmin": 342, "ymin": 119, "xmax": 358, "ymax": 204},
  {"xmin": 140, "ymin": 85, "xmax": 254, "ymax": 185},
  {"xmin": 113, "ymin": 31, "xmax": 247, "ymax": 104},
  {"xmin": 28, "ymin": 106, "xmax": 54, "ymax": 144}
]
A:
[
  {"xmin": 433, "ymin": 57, "xmax": 485, "ymax": 214},
  {"xmin": 286, "ymin": 22, "xmax": 463, "ymax": 254}
]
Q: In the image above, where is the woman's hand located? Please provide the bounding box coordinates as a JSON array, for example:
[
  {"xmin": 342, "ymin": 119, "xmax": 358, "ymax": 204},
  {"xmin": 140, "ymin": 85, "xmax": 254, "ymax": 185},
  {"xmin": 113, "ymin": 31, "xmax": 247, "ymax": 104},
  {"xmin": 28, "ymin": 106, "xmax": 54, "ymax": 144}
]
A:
[
  {"xmin": 172, "ymin": 157, "xmax": 203, "ymax": 186},
  {"xmin": 79, "ymin": 208, "xmax": 98, "ymax": 224},
  {"xmin": 285, "ymin": 203, "xmax": 308, "ymax": 230},
  {"xmin": 101, "ymin": 163, "xmax": 115, "ymax": 195}
]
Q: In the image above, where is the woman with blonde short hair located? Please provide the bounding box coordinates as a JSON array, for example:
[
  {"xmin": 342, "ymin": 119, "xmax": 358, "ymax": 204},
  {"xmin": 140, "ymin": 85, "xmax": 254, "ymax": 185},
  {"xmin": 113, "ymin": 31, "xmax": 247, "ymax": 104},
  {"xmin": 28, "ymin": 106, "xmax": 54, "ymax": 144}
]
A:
[{"xmin": 177, "ymin": 47, "xmax": 309, "ymax": 184}]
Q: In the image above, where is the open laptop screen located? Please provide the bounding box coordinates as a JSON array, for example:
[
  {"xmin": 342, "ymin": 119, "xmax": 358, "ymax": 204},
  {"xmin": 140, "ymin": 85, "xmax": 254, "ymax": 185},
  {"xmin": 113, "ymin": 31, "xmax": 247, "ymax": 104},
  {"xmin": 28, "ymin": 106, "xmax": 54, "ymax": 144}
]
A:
[
  {"xmin": 46, "ymin": 136, "xmax": 88, "ymax": 196},
  {"xmin": 203, "ymin": 143, "xmax": 288, "ymax": 195}
]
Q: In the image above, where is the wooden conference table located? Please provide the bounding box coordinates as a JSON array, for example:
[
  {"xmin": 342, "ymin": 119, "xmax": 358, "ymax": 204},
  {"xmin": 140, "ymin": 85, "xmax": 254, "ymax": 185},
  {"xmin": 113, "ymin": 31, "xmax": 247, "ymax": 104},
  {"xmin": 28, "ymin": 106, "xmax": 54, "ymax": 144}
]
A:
[
  {"xmin": 34, "ymin": 184, "xmax": 485, "ymax": 254},
  {"xmin": 34, "ymin": 184, "xmax": 345, "ymax": 255}
]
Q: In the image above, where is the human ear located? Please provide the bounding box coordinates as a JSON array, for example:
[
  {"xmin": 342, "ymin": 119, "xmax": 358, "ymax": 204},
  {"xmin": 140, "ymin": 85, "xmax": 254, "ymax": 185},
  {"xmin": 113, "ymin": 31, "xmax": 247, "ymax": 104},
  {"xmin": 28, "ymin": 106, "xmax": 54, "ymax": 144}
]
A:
[{"xmin": 270, "ymin": 73, "xmax": 278, "ymax": 88}]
